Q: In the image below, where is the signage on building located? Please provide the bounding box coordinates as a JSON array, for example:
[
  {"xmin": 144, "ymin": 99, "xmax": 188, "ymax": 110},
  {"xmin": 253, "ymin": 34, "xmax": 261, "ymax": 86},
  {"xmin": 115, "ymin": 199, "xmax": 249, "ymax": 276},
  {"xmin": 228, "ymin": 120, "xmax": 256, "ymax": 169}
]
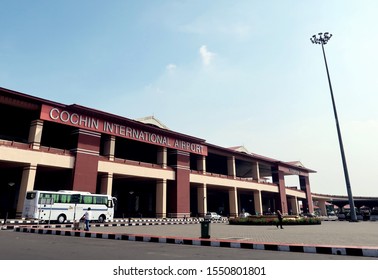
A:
[{"xmin": 40, "ymin": 105, "xmax": 208, "ymax": 155}]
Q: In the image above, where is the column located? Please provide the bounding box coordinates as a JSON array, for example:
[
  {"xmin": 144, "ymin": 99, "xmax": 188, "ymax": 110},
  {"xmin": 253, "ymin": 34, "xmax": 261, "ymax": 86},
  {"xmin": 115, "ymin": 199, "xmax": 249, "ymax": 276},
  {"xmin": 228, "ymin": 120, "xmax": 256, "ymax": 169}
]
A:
[
  {"xmin": 171, "ymin": 151, "xmax": 190, "ymax": 218},
  {"xmin": 71, "ymin": 129, "xmax": 101, "ymax": 193},
  {"xmin": 272, "ymin": 168, "xmax": 288, "ymax": 214},
  {"xmin": 300, "ymin": 175, "xmax": 314, "ymax": 213},
  {"xmin": 288, "ymin": 197, "xmax": 299, "ymax": 215},
  {"xmin": 156, "ymin": 179, "xmax": 167, "ymax": 218},
  {"xmin": 197, "ymin": 156, "xmax": 206, "ymax": 174},
  {"xmin": 157, "ymin": 147, "xmax": 167, "ymax": 169},
  {"xmin": 100, "ymin": 173, "xmax": 113, "ymax": 196},
  {"xmin": 227, "ymin": 156, "xmax": 236, "ymax": 178},
  {"xmin": 318, "ymin": 200, "xmax": 327, "ymax": 216},
  {"xmin": 28, "ymin": 120, "xmax": 44, "ymax": 150},
  {"xmin": 16, "ymin": 164, "xmax": 37, "ymax": 218},
  {"xmin": 197, "ymin": 184, "xmax": 207, "ymax": 217},
  {"xmin": 251, "ymin": 162, "xmax": 260, "ymax": 181},
  {"xmin": 228, "ymin": 187, "xmax": 238, "ymax": 218},
  {"xmin": 253, "ymin": 190, "xmax": 263, "ymax": 215},
  {"xmin": 103, "ymin": 135, "xmax": 115, "ymax": 161}
]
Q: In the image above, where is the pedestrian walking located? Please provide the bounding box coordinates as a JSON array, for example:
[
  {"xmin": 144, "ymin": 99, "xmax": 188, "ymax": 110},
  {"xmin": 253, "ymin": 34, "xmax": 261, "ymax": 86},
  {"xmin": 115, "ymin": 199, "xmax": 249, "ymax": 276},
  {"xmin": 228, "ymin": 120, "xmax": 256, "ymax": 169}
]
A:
[
  {"xmin": 82, "ymin": 207, "xmax": 92, "ymax": 231},
  {"xmin": 276, "ymin": 210, "xmax": 284, "ymax": 229}
]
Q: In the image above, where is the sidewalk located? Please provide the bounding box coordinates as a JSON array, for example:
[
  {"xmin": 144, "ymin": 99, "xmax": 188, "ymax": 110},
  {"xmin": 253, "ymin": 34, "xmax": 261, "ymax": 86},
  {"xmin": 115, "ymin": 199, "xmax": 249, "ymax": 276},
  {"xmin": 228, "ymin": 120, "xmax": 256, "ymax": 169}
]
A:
[{"xmin": 12, "ymin": 219, "xmax": 378, "ymax": 258}]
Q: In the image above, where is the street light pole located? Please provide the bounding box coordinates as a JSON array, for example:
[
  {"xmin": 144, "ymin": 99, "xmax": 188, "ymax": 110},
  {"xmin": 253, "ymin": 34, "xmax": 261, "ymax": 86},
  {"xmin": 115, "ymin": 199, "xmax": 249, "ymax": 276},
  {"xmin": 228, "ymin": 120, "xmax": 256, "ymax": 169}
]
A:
[{"xmin": 310, "ymin": 32, "xmax": 357, "ymax": 222}]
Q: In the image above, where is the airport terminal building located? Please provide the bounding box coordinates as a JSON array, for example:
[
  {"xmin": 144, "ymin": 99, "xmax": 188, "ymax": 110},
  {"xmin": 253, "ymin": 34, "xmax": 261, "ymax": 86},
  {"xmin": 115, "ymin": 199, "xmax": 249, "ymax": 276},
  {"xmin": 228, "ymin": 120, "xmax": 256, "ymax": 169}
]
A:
[{"xmin": 0, "ymin": 87, "xmax": 315, "ymax": 219}]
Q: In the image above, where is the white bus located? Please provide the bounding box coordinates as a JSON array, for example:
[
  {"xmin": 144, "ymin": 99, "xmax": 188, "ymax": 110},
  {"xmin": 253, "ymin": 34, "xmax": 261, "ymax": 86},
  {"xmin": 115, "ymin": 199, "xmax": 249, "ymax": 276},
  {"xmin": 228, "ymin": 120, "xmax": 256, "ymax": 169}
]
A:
[{"xmin": 22, "ymin": 190, "xmax": 116, "ymax": 223}]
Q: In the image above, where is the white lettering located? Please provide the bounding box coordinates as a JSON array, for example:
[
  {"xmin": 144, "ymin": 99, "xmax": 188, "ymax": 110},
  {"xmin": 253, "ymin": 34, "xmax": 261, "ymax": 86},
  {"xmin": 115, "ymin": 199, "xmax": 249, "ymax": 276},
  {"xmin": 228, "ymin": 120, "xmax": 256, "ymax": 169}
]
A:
[
  {"xmin": 139, "ymin": 131, "xmax": 145, "ymax": 141},
  {"xmin": 144, "ymin": 131, "xmax": 149, "ymax": 141},
  {"xmin": 104, "ymin": 121, "xmax": 113, "ymax": 132},
  {"xmin": 119, "ymin": 125, "xmax": 125, "ymax": 136},
  {"xmin": 113, "ymin": 124, "xmax": 120, "ymax": 134},
  {"xmin": 70, "ymin": 113, "xmax": 79, "ymax": 125},
  {"xmin": 151, "ymin": 133, "xmax": 157, "ymax": 143},
  {"xmin": 60, "ymin": 111, "xmax": 70, "ymax": 122},
  {"xmin": 132, "ymin": 129, "xmax": 139, "ymax": 139},
  {"xmin": 79, "ymin": 115, "xmax": 88, "ymax": 127},
  {"xmin": 197, "ymin": 145, "xmax": 202, "ymax": 154},
  {"xmin": 47, "ymin": 108, "xmax": 206, "ymax": 155},
  {"xmin": 49, "ymin": 108, "xmax": 60, "ymax": 120},
  {"xmin": 126, "ymin": 127, "xmax": 132, "ymax": 137},
  {"xmin": 91, "ymin": 119, "xmax": 99, "ymax": 129}
]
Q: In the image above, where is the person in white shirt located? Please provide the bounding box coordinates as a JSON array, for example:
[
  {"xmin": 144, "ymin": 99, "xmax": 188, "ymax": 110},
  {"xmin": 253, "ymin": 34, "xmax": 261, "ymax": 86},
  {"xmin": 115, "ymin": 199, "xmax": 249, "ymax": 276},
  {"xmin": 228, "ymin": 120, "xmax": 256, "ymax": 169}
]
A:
[{"xmin": 82, "ymin": 208, "xmax": 92, "ymax": 231}]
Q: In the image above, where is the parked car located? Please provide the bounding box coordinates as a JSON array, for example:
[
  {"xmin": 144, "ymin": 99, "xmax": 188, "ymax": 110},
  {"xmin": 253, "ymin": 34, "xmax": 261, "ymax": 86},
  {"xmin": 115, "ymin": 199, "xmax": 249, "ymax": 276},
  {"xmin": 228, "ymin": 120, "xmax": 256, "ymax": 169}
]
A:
[
  {"xmin": 239, "ymin": 212, "xmax": 251, "ymax": 218},
  {"xmin": 337, "ymin": 212, "xmax": 346, "ymax": 220},
  {"xmin": 302, "ymin": 212, "xmax": 317, "ymax": 218},
  {"xmin": 204, "ymin": 212, "xmax": 222, "ymax": 220},
  {"xmin": 345, "ymin": 211, "xmax": 364, "ymax": 221},
  {"xmin": 325, "ymin": 213, "xmax": 338, "ymax": 221},
  {"xmin": 370, "ymin": 207, "xmax": 378, "ymax": 221}
]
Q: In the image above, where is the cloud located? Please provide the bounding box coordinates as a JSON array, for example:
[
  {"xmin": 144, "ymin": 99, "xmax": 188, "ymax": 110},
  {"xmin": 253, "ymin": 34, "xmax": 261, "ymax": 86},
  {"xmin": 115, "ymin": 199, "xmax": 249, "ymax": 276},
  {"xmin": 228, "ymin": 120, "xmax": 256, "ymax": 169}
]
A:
[
  {"xmin": 199, "ymin": 45, "xmax": 215, "ymax": 66},
  {"xmin": 166, "ymin": 64, "xmax": 177, "ymax": 73}
]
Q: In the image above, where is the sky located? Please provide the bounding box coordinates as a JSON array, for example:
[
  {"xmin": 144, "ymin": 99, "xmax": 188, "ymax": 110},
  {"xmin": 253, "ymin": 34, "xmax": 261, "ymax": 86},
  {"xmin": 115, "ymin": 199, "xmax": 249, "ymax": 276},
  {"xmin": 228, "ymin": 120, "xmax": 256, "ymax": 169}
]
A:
[{"xmin": 1, "ymin": 0, "xmax": 377, "ymax": 197}]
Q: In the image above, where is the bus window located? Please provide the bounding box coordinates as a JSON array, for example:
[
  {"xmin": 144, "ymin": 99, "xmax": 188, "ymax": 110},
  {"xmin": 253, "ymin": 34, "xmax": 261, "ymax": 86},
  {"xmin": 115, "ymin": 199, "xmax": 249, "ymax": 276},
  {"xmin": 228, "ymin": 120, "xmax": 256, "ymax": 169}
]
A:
[
  {"xmin": 91, "ymin": 196, "xmax": 107, "ymax": 205},
  {"xmin": 60, "ymin": 194, "xmax": 71, "ymax": 203},
  {"xmin": 100, "ymin": 197, "xmax": 108, "ymax": 205},
  {"xmin": 38, "ymin": 193, "xmax": 55, "ymax": 205},
  {"xmin": 82, "ymin": 196, "xmax": 93, "ymax": 204},
  {"xmin": 39, "ymin": 193, "xmax": 50, "ymax": 204},
  {"xmin": 92, "ymin": 196, "xmax": 98, "ymax": 205},
  {"xmin": 52, "ymin": 194, "xmax": 59, "ymax": 203}
]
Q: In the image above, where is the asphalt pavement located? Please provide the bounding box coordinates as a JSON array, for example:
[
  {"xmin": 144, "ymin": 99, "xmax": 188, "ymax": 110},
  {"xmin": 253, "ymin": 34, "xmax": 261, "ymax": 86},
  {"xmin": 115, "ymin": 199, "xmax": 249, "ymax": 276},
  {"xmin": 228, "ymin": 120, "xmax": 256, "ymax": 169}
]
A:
[{"xmin": 8, "ymin": 218, "xmax": 378, "ymax": 258}]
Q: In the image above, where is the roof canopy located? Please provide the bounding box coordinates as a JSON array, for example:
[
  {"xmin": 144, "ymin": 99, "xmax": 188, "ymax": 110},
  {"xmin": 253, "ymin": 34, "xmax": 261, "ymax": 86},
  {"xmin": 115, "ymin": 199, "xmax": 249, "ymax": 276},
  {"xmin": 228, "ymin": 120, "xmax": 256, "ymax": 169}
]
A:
[{"xmin": 136, "ymin": 116, "xmax": 169, "ymax": 129}]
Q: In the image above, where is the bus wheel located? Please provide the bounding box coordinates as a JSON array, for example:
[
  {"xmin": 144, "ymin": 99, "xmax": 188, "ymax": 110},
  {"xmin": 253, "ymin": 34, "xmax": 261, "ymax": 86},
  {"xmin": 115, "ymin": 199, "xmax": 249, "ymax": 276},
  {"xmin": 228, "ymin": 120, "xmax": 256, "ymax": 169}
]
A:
[
  {"xmin": 98, "ymin": 215, "xmax": 106, "ymax": 223},
  {"xmin": 57, "ymin": 214, "xmax": 66, "ymax": 223}
]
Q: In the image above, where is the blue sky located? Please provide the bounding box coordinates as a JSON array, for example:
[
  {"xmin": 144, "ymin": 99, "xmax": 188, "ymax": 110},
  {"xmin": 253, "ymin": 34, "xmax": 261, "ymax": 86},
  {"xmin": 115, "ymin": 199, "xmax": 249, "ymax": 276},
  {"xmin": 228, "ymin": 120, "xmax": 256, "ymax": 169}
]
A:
[{"xmin": 1, "ymin": 1, "xmax": 377, "ymax": 196}]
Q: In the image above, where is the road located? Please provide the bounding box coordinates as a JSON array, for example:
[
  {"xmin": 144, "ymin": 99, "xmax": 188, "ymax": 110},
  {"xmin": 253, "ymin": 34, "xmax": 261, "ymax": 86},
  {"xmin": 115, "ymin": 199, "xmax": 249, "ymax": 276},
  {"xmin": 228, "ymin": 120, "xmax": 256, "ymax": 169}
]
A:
[
  {"xmin": 0, "ymin": 230, "xmax": 374, "ymax": 260},
  {"xmin": 1, "ymin": 229, "xmax": 375, "ymax": 280}
]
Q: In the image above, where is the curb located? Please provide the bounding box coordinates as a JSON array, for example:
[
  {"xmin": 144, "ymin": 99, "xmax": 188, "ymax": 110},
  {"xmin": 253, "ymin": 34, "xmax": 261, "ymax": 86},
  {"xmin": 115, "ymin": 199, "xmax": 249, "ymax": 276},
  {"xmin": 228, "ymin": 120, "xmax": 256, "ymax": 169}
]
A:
[
  {"xmin": 14, "ymin": 226, "xmax": 378, "ymax": 258},
  {"xmin": 1, "ymin": 219, "xmax": 227, "ymax": 230}
]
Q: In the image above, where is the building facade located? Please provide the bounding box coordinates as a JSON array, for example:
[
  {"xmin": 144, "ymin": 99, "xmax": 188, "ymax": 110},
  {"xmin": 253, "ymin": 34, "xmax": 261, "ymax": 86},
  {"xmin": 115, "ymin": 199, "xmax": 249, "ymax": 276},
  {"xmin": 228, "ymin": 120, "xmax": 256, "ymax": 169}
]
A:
[{"xmin": 0, "ymin": 87, "xmax": 315, "ymax": 219}]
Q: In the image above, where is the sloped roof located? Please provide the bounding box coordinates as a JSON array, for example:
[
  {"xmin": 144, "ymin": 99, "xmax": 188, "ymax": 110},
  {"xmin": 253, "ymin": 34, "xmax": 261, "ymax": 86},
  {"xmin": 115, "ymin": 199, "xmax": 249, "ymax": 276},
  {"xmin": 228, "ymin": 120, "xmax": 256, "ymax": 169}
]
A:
[
  {"xmin": 228, "ymin": 145, "xmax": 250, "ymax": 154},
  {"xmin": 226, "ymin": 145, "xmax": 316, "ymax": 173},
  {"xmin": 286, "ymin": 161, "xmax": 305, "ymax": 168},
  {"xmin": 136, "ymin": 116, "xmax": 169, "ymax": 129}
]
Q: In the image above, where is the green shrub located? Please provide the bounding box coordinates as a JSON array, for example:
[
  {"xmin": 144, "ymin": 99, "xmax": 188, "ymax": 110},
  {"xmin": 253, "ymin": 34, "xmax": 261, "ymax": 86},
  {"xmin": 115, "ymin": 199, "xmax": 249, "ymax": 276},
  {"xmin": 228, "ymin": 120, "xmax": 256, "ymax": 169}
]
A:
[{"xmin": 229, "ymin": 215, "xmax": 321, "ymax": 226}]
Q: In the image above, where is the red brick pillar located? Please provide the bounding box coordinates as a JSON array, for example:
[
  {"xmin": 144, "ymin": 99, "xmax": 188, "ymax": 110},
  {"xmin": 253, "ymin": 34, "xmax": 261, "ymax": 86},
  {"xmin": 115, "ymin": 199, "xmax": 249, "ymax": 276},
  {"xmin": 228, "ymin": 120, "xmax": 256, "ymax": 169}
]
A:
[
  {"xmin": 71, "ymin": 129, "xmax": 101, "ymax": 193},
  {"xmin": 171, "ymin": 151, "xmax": 190, "ymax": 218},
  {"xmin": 272, "ymin": 168, "xmax": 288, "ymax": 214},
  {"xmin": 300, "ymin": 175, "xmax": 314, "ymax": 214}
]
